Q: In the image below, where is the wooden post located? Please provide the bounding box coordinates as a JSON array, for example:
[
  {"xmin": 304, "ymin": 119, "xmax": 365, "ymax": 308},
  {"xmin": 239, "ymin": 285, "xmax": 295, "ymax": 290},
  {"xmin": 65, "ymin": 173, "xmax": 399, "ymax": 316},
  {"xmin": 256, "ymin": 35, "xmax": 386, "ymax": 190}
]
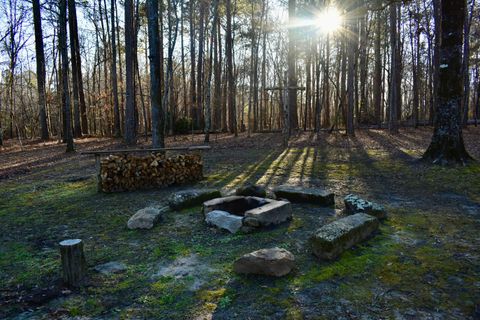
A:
[{"xmin": 59, "ymin": 239, "xmax": 86, "ymax": 287}]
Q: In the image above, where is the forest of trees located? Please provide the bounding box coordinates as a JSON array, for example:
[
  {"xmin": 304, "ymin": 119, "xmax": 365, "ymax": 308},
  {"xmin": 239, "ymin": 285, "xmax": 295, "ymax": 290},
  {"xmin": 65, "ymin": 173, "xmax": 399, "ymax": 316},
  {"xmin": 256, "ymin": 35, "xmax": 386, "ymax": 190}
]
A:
[{"xmin": 0, "ymin": 0, "xmax": 478, "ymax": 162}]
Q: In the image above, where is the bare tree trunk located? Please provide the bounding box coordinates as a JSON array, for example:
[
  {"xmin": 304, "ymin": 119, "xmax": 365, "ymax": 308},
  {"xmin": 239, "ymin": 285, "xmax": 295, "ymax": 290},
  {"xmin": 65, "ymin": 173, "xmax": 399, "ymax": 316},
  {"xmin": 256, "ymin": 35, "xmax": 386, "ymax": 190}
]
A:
[
  {"xmin": 124, "ymin": 0, "xmax": 136, "ymax": 145},
  {"xmin": 431, "ymin": 0, "xmax": 441, "ymax": 125},
  {"xmin": 323, "ymin": 34, "xmax": 331, "ymax": 128},
  {"xmin": 462, "ymin": 0, "xmax": 475, "ymax": 127},
  {"xmin": 68, "ymin": 0, "xmax": 82, "ymax": 138},
  {"xmin": 115, "ymin": 1, "xmax": 125, "ymax": 127},
  {"xmin": 226, "ymin": 0, "xmax": 237, "ymax": 136},
  {"xmin": 213, "ymin": 17, "xmax": 222, "ymax": 131},
  {"xmin": 409, "ymin": 3, "xmax": 420, "ymax": 128},
  {"xmin": 162, "ymin": 0, "xmax": 179, "ymax": 140},
  {"xmin": 111, "ymin": 0, "xmax": 121, "ymax": 137},
  {"xmin": 287, "ymin": 0, "xmax": 297, "ymax": 131},
  {"xmin": 346, "ymin": 2, "xmax": 358, "ymax": 136},
  {"xmin": 260, "ymin": 1, "xmax": 268, "ymax": 130},
  {"xmin": 423, "ymin": 0, "xmax": 472, "ymax": 164},
  {"xmin": 59, "ymin": 0, "xmax": 74, "ymax": 152},
  {"xmin": 388, "ymin": 2, "xmax": 399, "ymax": 134},
  {"xmin": 189, "ymin": 0, "xmax": 197, "ymax": 128},
  {"xmin": 32, "ymin": 0, "xmax": 49, "ymax": 140},
  {"xmin": 148, "ymin": 0, "xmax": 164, "ymax": 147},
  {"xmin": 373, "ymin": 9, "xmax": 382, "ymax": 128},
  {"xmin": 73, "ymin": 0, "xmax": 88, "ymax": 135},
  {"xmin": 205, "ymin": 0, "xmax": 220, "ymax": 143},
  {"xmin": 358, "ymin": 6, "xmax": 368, "ymax": 125},
  {"xmin": 180, "ymin": 0, "xmax": 187, "ymax": 119},
  {"xmin": 197, "ymin": 0, "xmax": 206, "ymax": 130}
]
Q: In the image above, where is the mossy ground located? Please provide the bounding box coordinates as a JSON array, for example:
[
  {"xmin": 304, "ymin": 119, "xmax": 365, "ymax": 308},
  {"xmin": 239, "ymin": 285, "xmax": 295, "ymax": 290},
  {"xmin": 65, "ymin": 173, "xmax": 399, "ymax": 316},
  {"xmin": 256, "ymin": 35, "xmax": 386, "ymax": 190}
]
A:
[{"xmin": 0, "ymin": 129, "xmax": 479, "ymax": 319}]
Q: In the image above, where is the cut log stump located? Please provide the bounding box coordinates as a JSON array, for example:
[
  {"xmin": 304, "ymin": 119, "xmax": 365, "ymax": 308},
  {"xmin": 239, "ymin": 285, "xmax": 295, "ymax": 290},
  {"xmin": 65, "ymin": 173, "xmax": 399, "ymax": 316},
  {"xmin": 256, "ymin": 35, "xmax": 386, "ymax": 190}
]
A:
[{"xmin": 59, "ymin": 239, "xmax": 86, "ymax": 287}]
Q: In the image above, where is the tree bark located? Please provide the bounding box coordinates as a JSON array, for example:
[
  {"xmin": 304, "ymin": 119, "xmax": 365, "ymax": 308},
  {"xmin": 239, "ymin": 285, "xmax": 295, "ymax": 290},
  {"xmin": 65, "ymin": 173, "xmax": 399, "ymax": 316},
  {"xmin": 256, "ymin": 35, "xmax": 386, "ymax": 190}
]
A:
[
  {"xmin": 287, "ymin": 0, "xmax": 298, "ymax": 131},
  {"xmin": 32, "ymin": 0, "xmax": 49, "ymax": 140},
  {"xmin": 423, "ymin": 0, "xmax": 472, "ymax": 164},
  {"xmin": 226, "ymin": 0, "xmax": 237, "ymax": 136},
  {"xmin": 124, "ymin": 0, "xmax": 136, "ymax": 145},
  {"xmin": 461, "ymin": 0, "xmax": 475, "ymax": 127},
  {"xmin": 148, "ymin": 0, "xmax": 164, "ymax": 147},
  {"xmin": 68, "ymin": 0, "xmax": 82, "ymax": 138},
  {"xmin": 388, "ymin": 2, "xmax": 399, "ymax": 134},
  {"xmin": 111, "ymin": 0, "xmax": 121, "ymax": 137},
  {"xmin": 373, "ymin": 9, "xmax": 382, "ymax": 128},
  {"xmin": 59, "ymin": 239, "xmax": 86, "ymax": 288},
  {"xmin": 205, "ymin": 0, "xmax": 220, "ymax": 143},
  {"xmin": 59, "ymin": 0, "xmax": 74, "ymax": 152},
  {"xmin": 197, "ymin": 0, "xmax": 206, "ymax": 130},
  {"xmin": 189, "ymin": 0, "xmax": 197, "ymax": 129},
  {"xmin": 346, "ymin": 1, "xmax": 358, "ymax": 136}
]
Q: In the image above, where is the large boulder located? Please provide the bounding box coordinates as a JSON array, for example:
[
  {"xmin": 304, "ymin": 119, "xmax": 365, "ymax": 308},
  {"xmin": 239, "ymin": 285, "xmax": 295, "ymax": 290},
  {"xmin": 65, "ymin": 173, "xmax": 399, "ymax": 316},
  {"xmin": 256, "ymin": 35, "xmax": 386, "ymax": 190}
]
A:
[
  {"xmin": 127, "ymin": 207, "xmax": 166, "ymax": 229},
  {"xmin": 344, "ymin": 194, "xmax": 386, "ymax": 219},
  {"xmin": 205, "ymin": 210, "xmax": 243, "ymax": 233},
  {"xmin": 235, "ymin": 184, "xmax": 267, "ymax": 198},
  {"xmin": 273, "ymin": 185, "xmax": 335, "ymax": 206},
  {"xmin": 233, "ymin": 247, "xmax": 295, "ymax": 277},
  {"xmin": 168, "ymin": 189, "xmax": 222, "ymax": 210},
  {"xmin": 243, "ymin": 200, "xmax": 292, "ymax": 227},
  {"xmin": 310, "ymin": 213, "xmax": 379, "ymax": 260}
]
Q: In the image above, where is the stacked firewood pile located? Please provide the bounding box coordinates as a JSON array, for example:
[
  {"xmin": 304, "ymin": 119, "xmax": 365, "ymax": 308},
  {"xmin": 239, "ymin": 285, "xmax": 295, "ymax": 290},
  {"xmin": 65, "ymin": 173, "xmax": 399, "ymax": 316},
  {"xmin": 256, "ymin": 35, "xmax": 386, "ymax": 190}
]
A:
[{"xmin": 99, "ymin": 153, "xmax": 203, "ymax": 192}]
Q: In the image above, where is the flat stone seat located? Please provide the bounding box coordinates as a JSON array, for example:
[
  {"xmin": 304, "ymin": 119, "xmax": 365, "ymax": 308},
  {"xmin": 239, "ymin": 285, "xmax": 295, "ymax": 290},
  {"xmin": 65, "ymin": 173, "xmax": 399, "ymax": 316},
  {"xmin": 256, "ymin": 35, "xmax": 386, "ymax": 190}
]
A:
[
  {"xmin": 273, "ymin": 185, "xmax": 335, "ymax": 206},
  {"xmin": 205, "ymin": 210, "xmax": 243, "ymax": 233},
  {"xmin": 127, "ymin": 207, "xmax": 166, "ymax": 230},
  {"xmin": 168, "ymin": 188, "xmax": 222, "ymax": 210},
  {"xmin": 244, "ymin": 200, "xmax": 292, "ymax": 227},
  {"xmin": 344, "ymin": 194, "xmax": 386, "ymax": 219},
  {"xmin": 310, "ymin": 213, "xmax": 379, "ymax": 260}
]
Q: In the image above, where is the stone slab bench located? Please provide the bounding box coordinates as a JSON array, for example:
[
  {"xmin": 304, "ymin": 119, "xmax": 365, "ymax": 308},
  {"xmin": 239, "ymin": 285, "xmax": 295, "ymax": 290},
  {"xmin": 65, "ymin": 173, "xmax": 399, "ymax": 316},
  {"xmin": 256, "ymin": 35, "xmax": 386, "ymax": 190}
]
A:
[
  {"xmin": 273, "ymin": 185, "xmax": 334, "ymax": 206},
  {"xmin": 243, "ymin": 200, "xmax": 292, "ymax": 227},
  {"xmin": 310, "ymin": 213, "xmax": 379, "ymax": 260}
]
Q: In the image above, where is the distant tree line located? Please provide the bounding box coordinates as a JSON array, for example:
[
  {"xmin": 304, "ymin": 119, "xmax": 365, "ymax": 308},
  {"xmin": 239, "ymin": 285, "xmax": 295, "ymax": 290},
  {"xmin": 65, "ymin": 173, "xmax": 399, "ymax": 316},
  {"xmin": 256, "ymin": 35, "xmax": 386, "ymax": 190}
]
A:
[{"xmin": 0, "ymin": 0, "xmax": 477, "ymax": 162}]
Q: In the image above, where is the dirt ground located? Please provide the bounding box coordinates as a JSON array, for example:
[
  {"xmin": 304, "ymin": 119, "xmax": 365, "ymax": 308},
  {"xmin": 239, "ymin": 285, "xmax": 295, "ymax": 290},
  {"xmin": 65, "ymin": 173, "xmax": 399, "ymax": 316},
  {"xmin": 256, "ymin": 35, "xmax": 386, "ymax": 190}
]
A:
[{"xmin": 1, "ymin": 127, "xmax": 479, "ymax": 319}]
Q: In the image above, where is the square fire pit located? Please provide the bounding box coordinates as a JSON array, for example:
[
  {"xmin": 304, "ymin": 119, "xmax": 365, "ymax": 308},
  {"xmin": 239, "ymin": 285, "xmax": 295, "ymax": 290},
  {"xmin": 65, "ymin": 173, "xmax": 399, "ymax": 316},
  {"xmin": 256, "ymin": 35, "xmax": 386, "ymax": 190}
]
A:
[{"xmin": 203, "ymin": 196, "xmax": 292, "ymax": 232}]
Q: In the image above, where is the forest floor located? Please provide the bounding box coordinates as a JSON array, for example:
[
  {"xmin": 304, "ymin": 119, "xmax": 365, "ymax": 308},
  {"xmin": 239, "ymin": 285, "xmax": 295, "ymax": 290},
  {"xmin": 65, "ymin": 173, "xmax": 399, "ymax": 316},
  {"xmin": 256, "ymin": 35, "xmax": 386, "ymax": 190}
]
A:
[{"xmin": 1, "ymin": 127, "xmax": 480, "ymax": 319}]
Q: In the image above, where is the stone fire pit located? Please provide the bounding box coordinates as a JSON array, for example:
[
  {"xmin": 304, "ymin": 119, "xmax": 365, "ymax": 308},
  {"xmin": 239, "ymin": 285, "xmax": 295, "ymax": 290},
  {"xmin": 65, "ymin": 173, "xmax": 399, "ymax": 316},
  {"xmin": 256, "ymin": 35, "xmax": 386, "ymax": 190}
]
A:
[{"xmin": 203, "ymin": 196, "xmax": 292, "ymax": 233}]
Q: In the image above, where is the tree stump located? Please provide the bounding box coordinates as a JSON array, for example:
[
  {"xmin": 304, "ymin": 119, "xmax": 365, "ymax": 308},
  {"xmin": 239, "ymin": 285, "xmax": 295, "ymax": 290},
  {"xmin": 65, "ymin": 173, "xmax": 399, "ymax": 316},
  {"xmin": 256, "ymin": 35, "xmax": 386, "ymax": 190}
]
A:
[{"xmin": 59, "ymin": 239, "xmax": 86, "ymax": 287}]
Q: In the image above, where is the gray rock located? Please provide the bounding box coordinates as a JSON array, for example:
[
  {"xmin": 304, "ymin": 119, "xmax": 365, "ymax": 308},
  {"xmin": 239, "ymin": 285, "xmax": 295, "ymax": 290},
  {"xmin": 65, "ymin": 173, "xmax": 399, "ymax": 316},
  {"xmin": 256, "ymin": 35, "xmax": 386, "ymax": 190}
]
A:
[
  {"xmin": 235, "ymin": 184, "xmax": 267, "ymax": 197},
  {"xmin": 233, "ymin": 247, "xmax": 295, "ymax": 277},
  {"xmin": 344, "ymin": 194, "xmax": 386, "ymax": 219},
  {"xmin": 205, "ymin": 210, "xmax": 243, "ymax": 233},
  {"xmin": 127, "ymin": 207, "xmax": 165, "ymax": 229},
  {"xmin": 273, "ymin": 185, "xmax": 335, "ymax": 206},
  {"xmin": 310, "ymin": 213, "xmax": 379, "ymax": 260},
  {"xmin": 94, "ymin": 261, "xmax": 127, "ymax": 275},
  {"xmin": 168, "ymin": 188, "xmax": 222, "ymax": 210},
  {"xmin": 244, "ymin": 200, "xmax": 292, "ymax": 226}
]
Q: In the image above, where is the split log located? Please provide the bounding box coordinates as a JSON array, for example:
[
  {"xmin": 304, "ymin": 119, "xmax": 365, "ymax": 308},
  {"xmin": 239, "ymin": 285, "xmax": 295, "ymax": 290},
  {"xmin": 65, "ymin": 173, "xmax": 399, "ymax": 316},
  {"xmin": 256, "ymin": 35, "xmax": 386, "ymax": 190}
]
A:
[{"xmin": 59, "ymin": 239, "xmax": 86, "ymax": 287}]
